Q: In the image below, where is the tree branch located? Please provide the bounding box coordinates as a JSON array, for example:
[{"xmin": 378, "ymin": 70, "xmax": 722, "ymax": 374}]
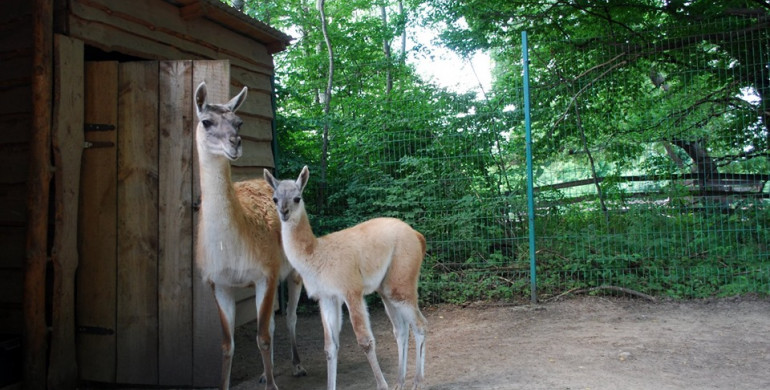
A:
[
  {"xmin": 545, "ymin": 285, "xmax": 657, "ymax": 302},
  {"xmin": 551, "ymin": 56, "xmax": 630, "ymax": 132}
]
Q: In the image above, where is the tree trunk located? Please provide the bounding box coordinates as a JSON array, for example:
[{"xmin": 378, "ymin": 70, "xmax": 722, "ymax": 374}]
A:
[
  {"xmin": 575, "ymin": 104, "xmax": 609, "ymax": 223},
  {"xmin": 662, "ymin": 141, "xmax": 686, "ymax": 170},
  {"xmin": 381, "ymin": 4, "xmax": 393, "ymax": 95},
  {"xmin": 317, "ymin": 0, "xmax": 334, "ymax": 211},
  {"xmin": 399, "ymin": 0, "xmax": 406, "ymax": 60},
  {"xmin": 670, "ymin": 139, "xmax": 719, "ymax": 191}
]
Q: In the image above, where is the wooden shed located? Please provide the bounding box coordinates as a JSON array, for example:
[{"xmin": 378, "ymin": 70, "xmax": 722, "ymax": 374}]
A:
[{"xmin": 0, "ymin": 0, "xmax": 291, "ymax": 388}]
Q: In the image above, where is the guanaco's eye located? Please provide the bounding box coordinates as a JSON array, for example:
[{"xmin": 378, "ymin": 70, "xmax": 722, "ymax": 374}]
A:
[
  {"xmin": 293, "ymin": 197, "xmax": 301, "ymax": 203},
  {"xmin": 272, "ymin": 197, "xmax": 278, "ymax": 204},
  {"xmin": 201, "ymin": 119, "xmax": 213, "ymax": 128}
]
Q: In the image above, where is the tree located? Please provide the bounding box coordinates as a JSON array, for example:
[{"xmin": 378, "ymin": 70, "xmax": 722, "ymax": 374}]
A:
[
  {"xmin": 317, "ymin": 0, "xmax": 334, "ymax": 210},
  {"xmin": 424, "ymin": 0, "xmax": 770, "ymax": 199},
  {"xmin": 222, "ymin": 0, "xmax": 770, "ymax": 301}
]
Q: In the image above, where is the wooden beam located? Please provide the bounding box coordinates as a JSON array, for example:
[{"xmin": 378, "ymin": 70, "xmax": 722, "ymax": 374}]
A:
[
  {"xmin": 48, "ymin": 33, "xmax": 84, "ymax": 390},
  {"xmin": 116, "ymin": 61, "xmax": 160, "ymax": 385},
  {"xmin": 158, "ymin": 60, "xmax": 194, "ymax": 386},
  {"xmin": 24, "ymin": 0, "xmax": 53, "ymax": 388}
]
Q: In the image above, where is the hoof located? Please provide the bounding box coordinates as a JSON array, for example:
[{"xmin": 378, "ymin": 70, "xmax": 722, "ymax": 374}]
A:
[
  {"xmin": 292, "ymin": 364, "xmax": 308, "ymax": 377},
  {"xmin": 260, "ymin": 375, "xmax": 278, "ymax": 390}
]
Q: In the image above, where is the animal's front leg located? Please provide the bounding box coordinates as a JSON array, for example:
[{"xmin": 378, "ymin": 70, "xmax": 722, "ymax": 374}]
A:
[
  {"xmin": 319, "ymin": 296, "xmax": 342, "ymax": 390},
  {"xmin": 346, "ymin": 295, "xmax": 388, "ymax": 390},
  {"xmin": 212, "ymin": 284, "xmax": 237, "ymax": 390}
]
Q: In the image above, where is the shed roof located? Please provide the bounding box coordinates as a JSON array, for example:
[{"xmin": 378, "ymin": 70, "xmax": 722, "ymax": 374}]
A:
[{"xmin": 167, "ymin": 0, "xmax": 293, "ymax": 54}]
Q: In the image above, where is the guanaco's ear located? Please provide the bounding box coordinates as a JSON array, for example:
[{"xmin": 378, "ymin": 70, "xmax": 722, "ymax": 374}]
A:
[
  {"xmin": 226, "ymin": 86, "xmax": 248, "ymax": 113},
  {"xmin": 263, "ymin": 169, "xmax": 277, "ymax": 190},
  {"xmin": 194, "ymin": 82, "xmax": 207, "ymax": 117},
  {"xmin": 297, "ymin": 165, "xmax": 310, "ymax": 192}
]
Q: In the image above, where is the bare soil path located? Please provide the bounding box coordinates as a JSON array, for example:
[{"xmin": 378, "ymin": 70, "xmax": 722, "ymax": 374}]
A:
[{"xmin": 231, "ymin": 296, "xmax": 770, "ymax": 390}]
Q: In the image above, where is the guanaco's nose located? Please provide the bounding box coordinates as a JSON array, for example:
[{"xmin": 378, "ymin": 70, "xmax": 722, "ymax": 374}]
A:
[
  {"xmin": 279, "ymin": 208, "xmax": 289, "ymax": 221},
  {"xmin": 230, "ymin": 135, "xmax": 241, "ymax": 148}
]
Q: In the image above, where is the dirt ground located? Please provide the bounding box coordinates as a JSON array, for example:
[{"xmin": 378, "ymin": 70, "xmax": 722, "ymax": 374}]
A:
[{"xmin": 230, "ymin": 296, "xmax": 770, "ymax": 390}]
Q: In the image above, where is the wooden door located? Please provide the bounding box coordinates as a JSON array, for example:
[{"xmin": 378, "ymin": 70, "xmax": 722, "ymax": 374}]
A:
[{"xmin": 77, "ymin": 60, "xmax": 231, "ymax": 387}]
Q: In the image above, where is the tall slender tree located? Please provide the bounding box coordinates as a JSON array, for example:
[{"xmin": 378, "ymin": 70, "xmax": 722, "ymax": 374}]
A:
[
  {"xmin": 381, "ymin": 3, "xmax": 393, "ymax": 94},
  {"xmin": 317, "ymin": 0, "xmax": 334, "ymax": 211}
]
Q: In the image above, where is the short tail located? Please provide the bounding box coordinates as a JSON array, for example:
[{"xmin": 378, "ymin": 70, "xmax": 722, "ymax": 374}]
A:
[{"xmin": 416, "ymin": 231, "xmax": 427, "ymax": 257}]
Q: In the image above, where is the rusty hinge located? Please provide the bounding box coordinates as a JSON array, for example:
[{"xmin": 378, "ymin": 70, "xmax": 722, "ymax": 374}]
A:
[
  {"xmin": 83, "ymin": 141, "xmax": 115, "ymax": 149},
  {"xmin": 84, "ymin": 123, "xmax": 115, "ymax": 132},
  {"xmin": 77, "ymin": 325, "xmax": 115, "ymax": 335}
]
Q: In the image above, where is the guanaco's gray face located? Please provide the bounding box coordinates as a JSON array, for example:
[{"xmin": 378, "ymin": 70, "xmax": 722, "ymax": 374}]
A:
[
  {"xmin": 264, "ymin": 166, "xmax": 309, "ymax": 222},
  {"xmin": 194, "ymin": 82, "xmax": 247, "ymax": 161}
]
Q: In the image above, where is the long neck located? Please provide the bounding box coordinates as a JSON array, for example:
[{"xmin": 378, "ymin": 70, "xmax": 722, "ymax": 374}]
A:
[
  {"xmin": 196, "ymin": 138, "xmax": 240, "ymax": 223},
  {"xmin": 283, "ymin": 207, "xmax": 318, "ymax": 257}
]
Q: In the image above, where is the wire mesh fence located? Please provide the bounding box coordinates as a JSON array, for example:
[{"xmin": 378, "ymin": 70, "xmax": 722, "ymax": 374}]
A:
[{"xmin": 279, "ymin": 16, "xmax": 770, "ymax": 304}]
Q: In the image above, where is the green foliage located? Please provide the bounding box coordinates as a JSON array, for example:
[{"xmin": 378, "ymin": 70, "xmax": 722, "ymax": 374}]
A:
[
  {"xmin": 224, "ymin": 0, "xmax": 769, "ymax": 303},
  {"xmin": 534, "ymin": 203, "xmax": 770, "ymax": 299}
]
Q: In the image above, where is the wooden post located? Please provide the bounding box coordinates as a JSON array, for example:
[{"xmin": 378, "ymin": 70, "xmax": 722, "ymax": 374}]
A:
[
  {"xmin": 48, "ymin": 34, "xmax": 84, "ymax": 390},
  {"xmin": 116, "ymin": 61, "xmax": 160, "ymax": 385},
  {"xmin": 25, "ymin": 0, "xmax": 53, "ymax": 389},
  {"xmin": 158, "ymin": 60, "xmax": 194, "ymax": 386}
]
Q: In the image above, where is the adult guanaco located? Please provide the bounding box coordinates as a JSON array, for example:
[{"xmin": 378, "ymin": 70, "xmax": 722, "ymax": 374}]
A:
[{"xmin": 194, "ymin": 82, "xmax": 305, "ymax": 390}]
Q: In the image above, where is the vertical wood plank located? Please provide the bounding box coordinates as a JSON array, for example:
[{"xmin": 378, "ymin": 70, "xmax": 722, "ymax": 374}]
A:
[
  {"xmin": 116, "ymin": 61, "xmax": 159, "ymax": 385},
  {"xmin": 25, "ymin": 0, "xmax": 53, "ymax": 387},
  {"xmin": 191, "ymin": 59, "xmax": 230, "ymax": 387},
  {"xmin": 49, "ymin": 33, "xmax": 83, "ymax": 390},
  {"xmin": 77, "ymin": 60, "xmax": 118, "ymax": 382},
  {"xmin": 158, "ymin": 60, "xmax": 194, "ymax": 386}
]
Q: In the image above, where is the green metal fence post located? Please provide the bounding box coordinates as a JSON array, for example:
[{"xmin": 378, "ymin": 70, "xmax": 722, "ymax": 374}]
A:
[{"xmin": 522, "ymin": 31, "xmax": 537, "ymax": 304}]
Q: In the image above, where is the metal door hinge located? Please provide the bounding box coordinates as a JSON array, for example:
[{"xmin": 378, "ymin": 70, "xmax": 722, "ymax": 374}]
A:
[
  {"xmin": 77, "ymin": 326, "xmax": 115, "ymax": 335},
  {"xmin": 84, "ymin": 123, "xmax": 115, "ymax": 132},
  {"xmin": 84, "ymin": 141, "xmax": 115, "ymax": 149}
]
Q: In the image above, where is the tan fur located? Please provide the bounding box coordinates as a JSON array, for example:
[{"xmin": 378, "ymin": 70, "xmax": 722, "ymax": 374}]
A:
[
  {"xmin": 194, "ymin": 82, "xmax": 304, "ymax": 390},
  {"xmin": 265, "ymin": 166, "xmax": 428, "ymax": 390}
]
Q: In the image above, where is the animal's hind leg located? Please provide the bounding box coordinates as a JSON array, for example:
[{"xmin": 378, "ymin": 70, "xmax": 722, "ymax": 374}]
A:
[
  {"xmin": 382, "ymin": 297, "xmax": 410, "ymax": 390},
  {"xmin": 212, "ymin": 283, "xmax": 237, "ymax": 390},
  {"xmin": 411, "ymin": 308, "xmax": 427, "ymax": 390},
  {"xmin": 285, "ymin": 270, "xmax": 307, "ymax": 376}
]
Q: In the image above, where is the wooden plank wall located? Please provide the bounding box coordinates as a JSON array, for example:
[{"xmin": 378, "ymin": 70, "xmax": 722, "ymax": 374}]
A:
[
  {"xmin": 0, "ymin": 0, "xmax": 33, "ymax": 337},
  {"xmin": 116, "ymin": 61, "xmax": 160, "ymax": 384},
  {"xmin": 77, "ymin": 60, "xmax": 253, "ymax": 387},
  {"xmin": 158, "ymin": 60, "xmax": 195, "ymax": 386},
  {"xmin": 78, "ymin": 61, "xmax": 119, "ymax": 383},
  {"xmin": 2, "ymin": 0, "xmax": 283, "ymax": 386},
  {"xmin": 67, "ymin": 0, "xmax": 277, "ymax": 173}
]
